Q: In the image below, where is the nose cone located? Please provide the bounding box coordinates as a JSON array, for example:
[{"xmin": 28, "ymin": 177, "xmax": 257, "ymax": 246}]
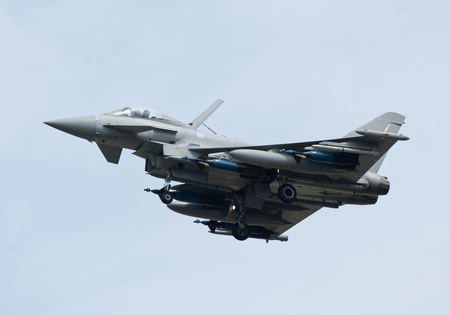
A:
[{"xmin": 44, "ymin": 116, "xmax": 96, "ymax": 141}]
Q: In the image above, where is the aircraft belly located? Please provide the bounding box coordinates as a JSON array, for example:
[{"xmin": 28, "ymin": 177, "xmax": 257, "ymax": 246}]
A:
[
  {"xmin": 150, "ymin": 155, "xmax": 369, "ymax": 209},
  {"xmin": 206, "ymin": 169, "xmax": 248, "ymax": 191}
]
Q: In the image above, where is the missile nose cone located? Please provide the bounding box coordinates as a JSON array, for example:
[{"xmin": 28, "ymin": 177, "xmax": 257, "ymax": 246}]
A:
[{"xmin": 44, "ymin": 116, "xmax": 96, "ymax": 141}]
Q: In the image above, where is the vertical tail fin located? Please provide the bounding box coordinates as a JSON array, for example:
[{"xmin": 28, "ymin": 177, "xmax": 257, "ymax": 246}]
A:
[
  {"xmin": 343, "ymin": 112, "xmax": 407, "ymax": 174},
  {"xmin": 339, "ymin": 112, "xmax": 408, "ymax": 180}
]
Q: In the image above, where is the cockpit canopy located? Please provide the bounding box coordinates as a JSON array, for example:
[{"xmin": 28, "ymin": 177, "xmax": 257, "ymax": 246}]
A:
[{"xmin": 105, "ymin": 107, "xmax": 187, "ymax": 126}]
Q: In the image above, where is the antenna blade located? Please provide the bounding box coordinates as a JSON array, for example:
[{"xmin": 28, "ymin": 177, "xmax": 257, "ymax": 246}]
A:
[{"xmin": 202, "ymin": 122, "xmax": 218, "ymax": 135}]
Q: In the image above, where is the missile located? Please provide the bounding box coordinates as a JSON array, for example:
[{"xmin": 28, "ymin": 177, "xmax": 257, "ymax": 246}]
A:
[
  {"xmin": 194, "ymin": 220, "xmax": 288, "ymax": 242},
  {"xmin": 306, "ymin": 144, "xmax": 380, "ymax": 156},
  {"xmin": 209, "ymin": 229, "xmax": 288, "ymax": 242},
  {"xmin": 184, "ymin": 156, "xmax": 247, "ymax": 173},
  {"xmin": 281, "ymin": 149, "xmax": 360, "ymax": 165},
  {"xmin": 205, "ymin": 159, "xmax": 243, "ymax": 172},
  {"xmin": 169, "ymin": 202, "xmax": 289, "ymax": 225},
  {"xmin": 194, "ymin": 219, "xmax": 233, "ymax": 231},
  {"xmin": 301, "ymin": 151, "xmax": 359, "ymax": 165}
]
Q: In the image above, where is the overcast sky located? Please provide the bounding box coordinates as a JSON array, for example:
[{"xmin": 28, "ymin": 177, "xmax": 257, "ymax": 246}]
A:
[{"xmin": 1, "ymin": 1, "xmax": 449, "ymax": 314}]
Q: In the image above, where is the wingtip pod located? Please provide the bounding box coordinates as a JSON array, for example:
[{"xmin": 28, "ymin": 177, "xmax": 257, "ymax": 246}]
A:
[
  {"xmin": 356, "ymin": 129, "xmax": 410, "ymax": 141},
  {"xmin": 342, "ymin": 111, "xmax": 408, "ymax": 140}
]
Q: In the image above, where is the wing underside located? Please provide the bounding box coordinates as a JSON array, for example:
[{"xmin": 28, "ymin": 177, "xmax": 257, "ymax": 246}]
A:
[{"xmin": 143, "ymin": 112, "xmax": 408, "ymax": 241}]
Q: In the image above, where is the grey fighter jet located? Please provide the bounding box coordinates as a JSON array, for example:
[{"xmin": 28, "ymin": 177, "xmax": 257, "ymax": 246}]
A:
[{"xmin": 45, "ymin": 100, "xmax": 409, "ymax": 242}]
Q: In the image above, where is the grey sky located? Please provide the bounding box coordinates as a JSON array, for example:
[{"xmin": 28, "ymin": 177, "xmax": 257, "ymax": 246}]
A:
[{"xmin": 1, "ymin": 1, "xmax": 449, "ymax": 314}]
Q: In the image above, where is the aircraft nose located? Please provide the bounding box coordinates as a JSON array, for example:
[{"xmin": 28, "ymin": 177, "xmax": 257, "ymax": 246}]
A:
[{"xmin": 44, "ymin": 116, "xmax": 96, "ymax": 141}]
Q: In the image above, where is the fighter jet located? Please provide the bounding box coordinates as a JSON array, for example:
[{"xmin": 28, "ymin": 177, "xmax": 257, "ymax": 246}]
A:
[{"xmin": 44, "ymin": 100, "xmax": 409, "ymax": 242}]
